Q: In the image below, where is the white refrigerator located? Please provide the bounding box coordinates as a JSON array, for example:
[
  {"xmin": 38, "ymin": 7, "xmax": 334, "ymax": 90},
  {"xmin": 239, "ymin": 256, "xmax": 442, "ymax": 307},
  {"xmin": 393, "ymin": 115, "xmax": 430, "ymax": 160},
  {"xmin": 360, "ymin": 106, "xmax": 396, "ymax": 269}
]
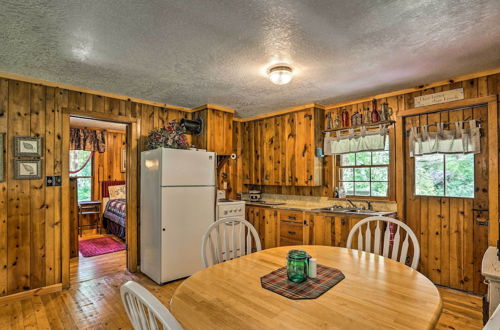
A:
[{"xmin": 140, "ymin": 148, "xmax": 216, "ymax": 284}]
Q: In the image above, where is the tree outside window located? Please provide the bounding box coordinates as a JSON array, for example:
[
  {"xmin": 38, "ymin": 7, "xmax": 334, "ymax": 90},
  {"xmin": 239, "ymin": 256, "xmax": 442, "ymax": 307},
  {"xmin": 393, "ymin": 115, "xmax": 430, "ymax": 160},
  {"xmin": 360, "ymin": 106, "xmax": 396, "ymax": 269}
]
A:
[
  {"xmin": 338, "ymin": 138, "xmax": 390, "ymax": 197},
  {"xmin": 414, "ymin": 153, "xmax": 474, "ymax": 198},
  {"xmin": 69, "ymin": 150, "xmax": 93, "ymax": 201}
]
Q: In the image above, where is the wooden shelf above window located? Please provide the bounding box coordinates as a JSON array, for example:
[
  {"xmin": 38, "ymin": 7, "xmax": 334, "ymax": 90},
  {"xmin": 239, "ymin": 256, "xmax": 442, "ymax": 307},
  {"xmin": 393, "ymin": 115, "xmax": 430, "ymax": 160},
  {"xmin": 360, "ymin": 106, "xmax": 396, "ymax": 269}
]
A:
[{"xmin": 322, "ymin": 120, "xmax": 395, "ymax": 134}]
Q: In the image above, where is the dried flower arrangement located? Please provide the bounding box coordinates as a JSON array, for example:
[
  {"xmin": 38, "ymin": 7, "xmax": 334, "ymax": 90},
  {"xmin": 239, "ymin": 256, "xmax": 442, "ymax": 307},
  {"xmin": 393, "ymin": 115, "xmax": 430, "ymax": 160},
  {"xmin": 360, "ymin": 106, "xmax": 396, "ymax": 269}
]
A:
[{"xmin": 145, "ymin": 120, "xmax": 189, "ymax": 150}]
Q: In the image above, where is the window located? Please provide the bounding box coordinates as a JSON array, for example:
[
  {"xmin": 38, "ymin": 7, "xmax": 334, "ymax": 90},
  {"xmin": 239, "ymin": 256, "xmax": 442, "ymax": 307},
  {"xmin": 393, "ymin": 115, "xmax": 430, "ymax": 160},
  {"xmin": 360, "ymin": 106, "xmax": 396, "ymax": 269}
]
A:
[
  {"xmin": 69, "ymin": 150, "xmax": 93, "ymax": 202},
  {"xmin": 338, "ymin": 138, "xmax": 390, "ymax": 197},
  {"xmin": 415, "ymin": 153, "xmax": 474, "ymax": 198}
]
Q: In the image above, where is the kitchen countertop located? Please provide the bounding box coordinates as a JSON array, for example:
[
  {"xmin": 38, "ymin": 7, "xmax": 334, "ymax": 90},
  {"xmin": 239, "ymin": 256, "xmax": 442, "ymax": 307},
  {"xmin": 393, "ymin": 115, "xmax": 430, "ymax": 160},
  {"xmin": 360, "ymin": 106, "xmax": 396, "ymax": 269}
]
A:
[{"xmin": 244, "ymin": 201, "xmax": 396, "ymax": 217}]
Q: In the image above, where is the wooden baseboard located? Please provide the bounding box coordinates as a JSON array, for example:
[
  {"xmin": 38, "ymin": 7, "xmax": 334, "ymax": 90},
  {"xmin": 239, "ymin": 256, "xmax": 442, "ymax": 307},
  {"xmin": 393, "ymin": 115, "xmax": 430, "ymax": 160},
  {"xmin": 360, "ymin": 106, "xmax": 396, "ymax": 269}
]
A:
[{"xmin": 0, "ymin": 284, "xmax": 62, "ymax": 304}]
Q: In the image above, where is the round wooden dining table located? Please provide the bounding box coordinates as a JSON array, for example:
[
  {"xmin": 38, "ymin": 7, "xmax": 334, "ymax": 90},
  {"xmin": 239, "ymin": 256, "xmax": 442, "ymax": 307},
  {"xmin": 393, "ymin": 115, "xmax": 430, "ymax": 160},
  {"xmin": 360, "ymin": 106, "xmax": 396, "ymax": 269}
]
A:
[{"xmin": 170, "ymin": 246, "xmax": 442, "ymax": 329}]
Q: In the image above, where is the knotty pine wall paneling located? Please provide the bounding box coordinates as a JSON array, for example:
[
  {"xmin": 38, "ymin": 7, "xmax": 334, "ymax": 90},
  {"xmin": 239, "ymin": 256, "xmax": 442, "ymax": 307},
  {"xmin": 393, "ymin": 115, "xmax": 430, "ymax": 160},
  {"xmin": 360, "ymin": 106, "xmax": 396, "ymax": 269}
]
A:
[
  {"xmin": 0, "ymin": 75, "xmax": 192, "ymax": 297},
  {"xmin": 238, "ymin": 73, "xmax": 500, "ymax": 295},
  {"xmin": 90, "ymin": 130, "xmax": 126, "ymax": 202},
  {"xmin": 241, "ymin": 107, "xmax": 324, "ymax": 188}
]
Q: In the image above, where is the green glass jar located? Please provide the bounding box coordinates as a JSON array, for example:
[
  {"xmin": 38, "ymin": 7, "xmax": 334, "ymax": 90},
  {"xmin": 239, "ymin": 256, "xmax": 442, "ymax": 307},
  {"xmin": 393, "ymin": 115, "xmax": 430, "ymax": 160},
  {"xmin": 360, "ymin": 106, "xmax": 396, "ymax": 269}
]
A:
[{"xmin": 287, "ymin": 250, "xmax": 309, "ymax": 283}]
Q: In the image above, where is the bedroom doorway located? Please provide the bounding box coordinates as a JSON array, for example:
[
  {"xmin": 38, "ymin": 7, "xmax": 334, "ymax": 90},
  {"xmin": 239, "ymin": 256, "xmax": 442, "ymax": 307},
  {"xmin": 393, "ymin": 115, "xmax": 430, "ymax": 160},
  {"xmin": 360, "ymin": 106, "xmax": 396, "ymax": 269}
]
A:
[{"xmin": 65, "ymin": 114, "xmax": 138, "ymax": 286}]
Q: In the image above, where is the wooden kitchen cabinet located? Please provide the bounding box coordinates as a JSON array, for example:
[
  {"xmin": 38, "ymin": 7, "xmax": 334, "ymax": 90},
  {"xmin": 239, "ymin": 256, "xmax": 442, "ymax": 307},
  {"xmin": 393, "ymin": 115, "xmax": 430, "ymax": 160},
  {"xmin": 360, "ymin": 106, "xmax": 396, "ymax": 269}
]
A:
[
  {"xmin": 309, "ymin": 213, "xmax": 349, "ymax": 247},
  {"xmin": 246, "ymin": 206, "xmax": 353, "ymax": 250},
  {"xmin": 245, "ymin": 206, "xmax": 278, "ymax": 250},
  {"xmin": 241, "ymin": 106, "xmax": 324, "ymax": 186},
  {"xmin": 278, "ymin": 210, "xmax": 310, "ymax": 246},
  {"xmin": 191, "ymin": 105, "xmax": 234, "ymax": 154}
]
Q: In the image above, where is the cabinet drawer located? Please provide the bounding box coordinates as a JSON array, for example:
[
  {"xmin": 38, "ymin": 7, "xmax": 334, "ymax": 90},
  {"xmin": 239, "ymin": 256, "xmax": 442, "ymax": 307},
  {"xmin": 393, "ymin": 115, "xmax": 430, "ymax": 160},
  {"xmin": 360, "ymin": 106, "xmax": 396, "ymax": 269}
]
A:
[
  {"xmin": 280, "ymin": 220, "xmax": 303, "ymax": 246},
  {"xmin": 279, "ymin": 210, "xmax": 304, "ymax": 222}
]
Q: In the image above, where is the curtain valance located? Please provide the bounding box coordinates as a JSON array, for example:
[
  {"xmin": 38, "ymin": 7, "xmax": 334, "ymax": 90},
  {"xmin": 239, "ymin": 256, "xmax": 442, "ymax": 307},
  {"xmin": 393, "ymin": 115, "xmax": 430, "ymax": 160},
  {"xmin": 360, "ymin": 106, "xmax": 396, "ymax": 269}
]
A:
[
  {"xmin": 70, "ymin": 128, "xmax": 106, "ymax": 153},
  {"xmin": 324, "ymin": 125, "xmax": 387, "ymax": 155},
  {"xmin": 409, "ymin": 120, "xmax": 480, "ymax": 157}
]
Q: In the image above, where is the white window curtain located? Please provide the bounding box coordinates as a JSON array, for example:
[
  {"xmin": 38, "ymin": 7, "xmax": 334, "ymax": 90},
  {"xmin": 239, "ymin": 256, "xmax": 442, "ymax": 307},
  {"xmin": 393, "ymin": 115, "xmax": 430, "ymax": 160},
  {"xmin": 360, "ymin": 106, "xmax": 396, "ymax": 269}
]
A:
[
  {"xmin": 409, "ymin": 119, "xmax": 480, "ymax": 157},
  {"xmin": 324, "ymin": 125, "xmax": 387, "ymax": 155}
]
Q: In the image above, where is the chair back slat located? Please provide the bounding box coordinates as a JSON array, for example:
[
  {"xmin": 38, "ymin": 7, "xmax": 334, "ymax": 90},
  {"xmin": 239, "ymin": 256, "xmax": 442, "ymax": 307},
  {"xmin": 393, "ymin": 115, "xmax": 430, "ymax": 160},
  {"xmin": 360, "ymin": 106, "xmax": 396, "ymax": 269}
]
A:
[
  {"xmin": 374, "ymin": 221, "xmax": 381, "ymax": 255},
  {"xmin": 346, "ymin": 216, "xmax": 420, "ymax": 270},
  {"xmin": 246, "ymin": 229, "xmax": 252, "ymax": 255},
  {"xmin": 390, "ymin": 225, "xmax": 401, "ymax": 261},
  {"xmin": 382, "ymin": 223, "xmax": 391, "ymax": 258},
  {"xmin": 399, "ymin": 233, "xmax": 409, "ymax": 264},
  {"xmin": 365, "ymin": 224, "xmax": 371, "ymax": 253},
  {"xmin": 201, "ymin": 218, "xmax": 261, "ymax": 268},
  {"xmin": 357, "ymin": 228, "xmax": 363, "ymax": 251},
  {"xmin": 120, "ymin": 281, "xmax": 183, "ymax": 330}
]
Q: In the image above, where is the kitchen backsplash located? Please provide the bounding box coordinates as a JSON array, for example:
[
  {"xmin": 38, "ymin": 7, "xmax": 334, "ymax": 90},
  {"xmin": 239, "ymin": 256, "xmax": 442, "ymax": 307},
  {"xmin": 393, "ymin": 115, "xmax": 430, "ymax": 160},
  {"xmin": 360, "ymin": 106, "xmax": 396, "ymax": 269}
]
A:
[{"xmin": 241, "ymin": 193, "xmax": 397, "ymax": 212}]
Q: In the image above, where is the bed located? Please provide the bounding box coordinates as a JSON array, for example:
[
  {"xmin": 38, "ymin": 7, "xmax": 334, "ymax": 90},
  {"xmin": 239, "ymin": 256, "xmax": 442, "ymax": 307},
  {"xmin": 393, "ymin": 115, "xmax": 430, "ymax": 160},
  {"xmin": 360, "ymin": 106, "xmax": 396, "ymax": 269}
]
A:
[{"xmin": 102, "ymin": 180, "xmax": 127, "ymax": 240}]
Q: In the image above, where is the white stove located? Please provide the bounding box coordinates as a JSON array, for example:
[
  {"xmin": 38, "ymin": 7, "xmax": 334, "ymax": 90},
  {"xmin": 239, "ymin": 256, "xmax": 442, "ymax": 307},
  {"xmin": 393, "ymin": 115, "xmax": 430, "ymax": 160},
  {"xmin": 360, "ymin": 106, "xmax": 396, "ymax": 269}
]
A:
[{"xmin": 216, "ymin": 191, "xmax": 246, "ymax": 220}]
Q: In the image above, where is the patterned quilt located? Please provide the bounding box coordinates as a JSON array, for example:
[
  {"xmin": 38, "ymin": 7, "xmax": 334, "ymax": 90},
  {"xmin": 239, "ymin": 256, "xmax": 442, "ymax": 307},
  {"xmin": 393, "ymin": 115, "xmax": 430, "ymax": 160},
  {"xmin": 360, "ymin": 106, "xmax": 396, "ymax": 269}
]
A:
[{"xmin": 103, "ymin": 198, "xmax": 127, "ymax": 227}]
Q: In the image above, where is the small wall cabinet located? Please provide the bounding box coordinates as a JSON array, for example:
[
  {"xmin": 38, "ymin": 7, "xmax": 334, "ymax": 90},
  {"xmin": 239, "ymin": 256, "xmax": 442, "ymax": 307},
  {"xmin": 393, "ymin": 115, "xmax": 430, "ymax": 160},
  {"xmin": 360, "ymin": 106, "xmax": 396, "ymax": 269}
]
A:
[
  {"xmin": 191, "ymin": 105, "xmax": 234, "ymax": 154},
  {"xmin": 241, "ymin": 106, "xmax": 324, "ymax": 186}
]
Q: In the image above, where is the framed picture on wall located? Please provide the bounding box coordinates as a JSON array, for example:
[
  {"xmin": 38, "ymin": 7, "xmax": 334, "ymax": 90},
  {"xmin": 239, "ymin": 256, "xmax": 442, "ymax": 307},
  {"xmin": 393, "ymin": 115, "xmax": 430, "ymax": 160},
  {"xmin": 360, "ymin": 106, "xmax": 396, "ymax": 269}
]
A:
[
  {"xmin": 121, "ymin": 146, "xmax": 126, "ymax": 173},
  {"xmin": 0, "ymin": 133, "xmax": 4, "ymax": 182},
  {"xmin": 14, "ymin": 136, "xmax": 43, "ymax": 157},
  {"xmin": 14, "ymin": 159, "xmax": 42, "ymax": 180}
]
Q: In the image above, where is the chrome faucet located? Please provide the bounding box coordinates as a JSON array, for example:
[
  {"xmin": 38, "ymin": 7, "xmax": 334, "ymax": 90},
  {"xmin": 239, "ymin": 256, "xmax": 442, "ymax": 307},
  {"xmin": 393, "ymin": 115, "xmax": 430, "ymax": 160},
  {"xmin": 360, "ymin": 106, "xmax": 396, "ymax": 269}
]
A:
[
  {"xmin": 345, "ymin": 198, "xmax": 357, "ymax": 209},
  {"xmin": 345, "ymin": 198, "xmax": 372, "ymax": 210}
]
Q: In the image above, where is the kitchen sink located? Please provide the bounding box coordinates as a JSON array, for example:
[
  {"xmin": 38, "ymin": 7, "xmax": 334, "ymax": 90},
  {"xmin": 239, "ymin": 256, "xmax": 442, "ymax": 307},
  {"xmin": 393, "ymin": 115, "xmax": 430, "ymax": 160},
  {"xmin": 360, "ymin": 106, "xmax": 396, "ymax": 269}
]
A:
[{"xmin": 312, "ymin": 207, "xmax": 379, "ymax": 215}]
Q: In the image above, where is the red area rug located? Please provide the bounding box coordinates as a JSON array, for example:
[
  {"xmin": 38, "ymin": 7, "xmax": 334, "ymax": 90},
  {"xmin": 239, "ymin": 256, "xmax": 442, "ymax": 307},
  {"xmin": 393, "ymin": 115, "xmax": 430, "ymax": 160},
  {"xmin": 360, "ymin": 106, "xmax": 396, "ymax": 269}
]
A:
[{"xmin": 79, "ymin": 237, "xmax": 126, "ymax": 257}]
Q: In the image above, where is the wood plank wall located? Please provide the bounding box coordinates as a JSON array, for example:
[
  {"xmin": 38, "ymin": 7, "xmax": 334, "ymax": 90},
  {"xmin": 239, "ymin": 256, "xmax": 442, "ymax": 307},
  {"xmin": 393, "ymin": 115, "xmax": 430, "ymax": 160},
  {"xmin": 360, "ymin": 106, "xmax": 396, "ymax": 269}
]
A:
[
  {"xmin": 239, "ymin": 73, "xmax": 500, "ymax": 294},
  {"xmin": 90, "ymin": 130, "xmax": 126, "ymax": 201},
  {"xmin": 256, "ymin": 74, "xmax": 500, "ymax": 200},
  {"xmin": 0, "ymin": 77, "xmax": 191, "ymax": 297}
]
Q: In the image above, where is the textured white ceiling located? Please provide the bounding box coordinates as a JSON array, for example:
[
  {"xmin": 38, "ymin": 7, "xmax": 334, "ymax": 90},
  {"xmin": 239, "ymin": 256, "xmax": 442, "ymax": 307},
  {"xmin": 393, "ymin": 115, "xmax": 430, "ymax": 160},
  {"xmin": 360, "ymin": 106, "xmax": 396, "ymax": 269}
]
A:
[{"xmin": 1, "ymin": 1, "xmax": 499, "ymax": 118}]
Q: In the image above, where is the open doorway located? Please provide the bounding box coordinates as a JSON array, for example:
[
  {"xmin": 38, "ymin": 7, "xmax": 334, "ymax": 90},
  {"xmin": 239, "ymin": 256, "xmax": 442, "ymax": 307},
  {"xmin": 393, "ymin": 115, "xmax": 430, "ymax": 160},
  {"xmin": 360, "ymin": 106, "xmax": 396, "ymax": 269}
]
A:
[{"xmin": 68, "ymin": 117, "xmax": 129, "ymax": 283}]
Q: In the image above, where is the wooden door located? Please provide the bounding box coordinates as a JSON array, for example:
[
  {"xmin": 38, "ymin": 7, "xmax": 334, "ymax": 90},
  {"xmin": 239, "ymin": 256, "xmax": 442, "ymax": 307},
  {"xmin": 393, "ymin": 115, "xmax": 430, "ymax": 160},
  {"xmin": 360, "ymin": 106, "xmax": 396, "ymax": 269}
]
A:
[{"xmin": 404, "ymin": 106, "xmax": 489, "ymax": 294}]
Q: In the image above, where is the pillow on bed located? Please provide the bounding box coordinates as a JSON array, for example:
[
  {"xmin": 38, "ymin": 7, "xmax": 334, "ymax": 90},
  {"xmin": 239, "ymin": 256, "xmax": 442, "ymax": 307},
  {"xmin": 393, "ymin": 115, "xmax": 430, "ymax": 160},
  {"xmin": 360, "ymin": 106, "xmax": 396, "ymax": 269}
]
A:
[{"xmin": 108, "ymin": 185, "xmax": 126, "ymax": 199}]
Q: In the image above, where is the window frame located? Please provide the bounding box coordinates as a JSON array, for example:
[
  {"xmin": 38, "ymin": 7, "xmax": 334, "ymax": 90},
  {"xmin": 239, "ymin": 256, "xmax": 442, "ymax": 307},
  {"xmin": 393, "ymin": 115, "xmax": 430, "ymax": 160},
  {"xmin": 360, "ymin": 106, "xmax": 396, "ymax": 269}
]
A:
[
  {"xmin": 69, "ymin": 150, "xmax": 94, "ymax": 202},
  {"xmin": 333, "ymin": 130, "xmax": 396, "ymax": 201}
]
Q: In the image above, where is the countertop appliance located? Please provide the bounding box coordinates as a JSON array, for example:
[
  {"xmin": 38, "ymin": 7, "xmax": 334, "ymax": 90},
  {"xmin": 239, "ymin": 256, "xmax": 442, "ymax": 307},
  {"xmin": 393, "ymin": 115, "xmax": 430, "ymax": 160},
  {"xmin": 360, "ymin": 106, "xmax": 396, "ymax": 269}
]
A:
[{"xmin": 140, "ymin": 148, "xmax": 216, "ymax": 284}]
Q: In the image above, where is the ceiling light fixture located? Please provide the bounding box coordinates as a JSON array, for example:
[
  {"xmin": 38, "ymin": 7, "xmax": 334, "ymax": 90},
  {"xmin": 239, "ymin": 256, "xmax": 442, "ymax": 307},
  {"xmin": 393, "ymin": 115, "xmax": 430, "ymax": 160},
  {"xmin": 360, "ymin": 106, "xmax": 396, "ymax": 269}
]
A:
[{"xmin": 268, "ymin": 64, "xmax": 293, "ymax": 85}]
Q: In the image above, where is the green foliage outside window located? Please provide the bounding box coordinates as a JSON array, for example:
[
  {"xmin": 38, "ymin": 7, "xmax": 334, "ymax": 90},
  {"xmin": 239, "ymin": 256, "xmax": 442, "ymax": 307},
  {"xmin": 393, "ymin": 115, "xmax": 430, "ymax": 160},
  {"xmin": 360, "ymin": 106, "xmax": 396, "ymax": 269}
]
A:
[
  {"xmin": 415, "ymin": 153, "xmax": 474, "ymax": 198},
  {"xmin": 339, "ymin": 139, "xmax": 389, "ymax": 197},
  {"xmin": 70, "ymin": 150, "xmax": 92, "ymax": 202}
]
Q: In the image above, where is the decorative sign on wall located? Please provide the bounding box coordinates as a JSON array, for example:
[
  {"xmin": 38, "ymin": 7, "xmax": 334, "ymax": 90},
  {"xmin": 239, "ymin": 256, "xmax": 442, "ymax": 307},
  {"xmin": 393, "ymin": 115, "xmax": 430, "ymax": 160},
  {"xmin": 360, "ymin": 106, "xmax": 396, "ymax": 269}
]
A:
[{"xmin": 414, "ymin": 88, "xmax": 464, "ymax": 108}]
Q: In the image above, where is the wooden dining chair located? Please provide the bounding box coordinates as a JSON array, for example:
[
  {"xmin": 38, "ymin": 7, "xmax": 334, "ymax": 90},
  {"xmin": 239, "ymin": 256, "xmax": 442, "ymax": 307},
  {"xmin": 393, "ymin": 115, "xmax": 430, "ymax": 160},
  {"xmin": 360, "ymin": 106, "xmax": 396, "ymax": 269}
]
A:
[
  {"xmin": 120, "ymin": 281, "xmax": 183, "ymax": 330},
  {"xmin": 201, "ymin": 218, "xmax": 261, "ymax": 268},
  {"xmin": 484, "ymin": 302, "xmax": 500, "ymax": 330},
  {"xmin": 346, "ymin": 216, "xmax": 420, "ymax": 269}
]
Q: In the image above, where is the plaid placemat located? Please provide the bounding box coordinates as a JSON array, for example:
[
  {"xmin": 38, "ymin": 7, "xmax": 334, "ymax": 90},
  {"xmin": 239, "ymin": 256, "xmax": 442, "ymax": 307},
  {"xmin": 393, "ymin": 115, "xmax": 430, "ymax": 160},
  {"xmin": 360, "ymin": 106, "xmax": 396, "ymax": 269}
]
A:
[{"xmin": 260, "ymin": 264, "xmax": 345, "ymax": 300}]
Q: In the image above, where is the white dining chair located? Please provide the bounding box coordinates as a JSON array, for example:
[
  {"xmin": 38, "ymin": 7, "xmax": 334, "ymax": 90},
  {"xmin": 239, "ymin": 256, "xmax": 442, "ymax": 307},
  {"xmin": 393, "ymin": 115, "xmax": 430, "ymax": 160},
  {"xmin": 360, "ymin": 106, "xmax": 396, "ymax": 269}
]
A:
[
  {"xmin": 484, "ymin": 303, "xmax": 500, "ymax": 330},
  {"xmin": 120, "ymin": 281, "xmax": 183, "ymax": 330},
  {"xmin": 201, "ymin": 218, "xmax": 261, "ymax": 268},
  {"xmin": 346, "ymin": 216, "xmax": 420, "ymax": 269}
]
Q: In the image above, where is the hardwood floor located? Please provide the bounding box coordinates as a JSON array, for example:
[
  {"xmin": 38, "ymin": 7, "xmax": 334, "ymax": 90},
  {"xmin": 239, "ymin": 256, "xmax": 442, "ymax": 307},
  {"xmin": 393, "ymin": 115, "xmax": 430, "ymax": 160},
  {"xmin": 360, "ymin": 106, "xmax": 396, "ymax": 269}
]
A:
[{"xmin": 0, "ymin": 248, "xmax": 485, "ymax": 329}]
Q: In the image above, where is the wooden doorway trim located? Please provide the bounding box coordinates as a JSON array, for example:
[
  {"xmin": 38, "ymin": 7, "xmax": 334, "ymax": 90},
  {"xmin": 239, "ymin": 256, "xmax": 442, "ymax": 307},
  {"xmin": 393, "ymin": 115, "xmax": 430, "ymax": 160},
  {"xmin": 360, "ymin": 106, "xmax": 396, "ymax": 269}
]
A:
[
  {"xmin": 61, "ymin": 111, "xmax": 139, "ymax": 289},
  {"xmin": 395, "ymin": 95, "xmax": 498, "ymax": 246}
]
